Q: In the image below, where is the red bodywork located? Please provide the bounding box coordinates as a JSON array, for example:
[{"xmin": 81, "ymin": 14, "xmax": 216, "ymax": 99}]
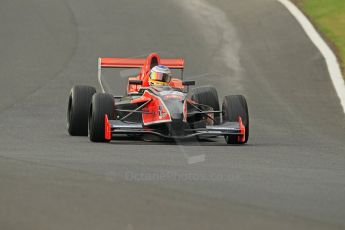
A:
[{"xmin": 140, "ymin": 90, "xmax": 172, "ymax": 125}]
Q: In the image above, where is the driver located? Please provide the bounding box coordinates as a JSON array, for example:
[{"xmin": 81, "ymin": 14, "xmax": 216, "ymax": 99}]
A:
[{"xmin": 149, "ymin": 65, "xmax": 171, "ymax": 86}]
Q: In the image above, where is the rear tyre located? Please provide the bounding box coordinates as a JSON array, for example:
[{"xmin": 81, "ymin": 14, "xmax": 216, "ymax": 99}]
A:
[
  {"xmin": 222, "ymin": 95, "xmax": 249, "ymax": 144},
  {"xmin": 67, "ymin": 85, "xmax": 96, "ymax": 136},
  {"xmin": 89, "ymin": 93, "xmax": 114, "ymax": 142},
  {"xmin": 191, "ymin": 86, "xmax": 220, "ymax": 125}
]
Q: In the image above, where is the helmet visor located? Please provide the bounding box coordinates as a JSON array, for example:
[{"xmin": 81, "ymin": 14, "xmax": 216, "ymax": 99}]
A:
[{"xmin": 150, "ymin": 71, "xmax": 171, "ymax": 82}]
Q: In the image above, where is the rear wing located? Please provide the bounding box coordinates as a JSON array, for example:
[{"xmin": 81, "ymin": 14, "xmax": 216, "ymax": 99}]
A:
[
  {"xmin": 99, "ymin": 57, "xmax": 184, "ymax": 69},
  {"xmin": 98, "ymin": 57, "xmax": 184, "ymax": 93}
]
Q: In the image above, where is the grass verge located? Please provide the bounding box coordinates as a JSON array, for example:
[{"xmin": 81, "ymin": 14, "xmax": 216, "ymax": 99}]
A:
[{"xmin": 294, "ymin": 0, "xmax": 345, "ymax": 76}]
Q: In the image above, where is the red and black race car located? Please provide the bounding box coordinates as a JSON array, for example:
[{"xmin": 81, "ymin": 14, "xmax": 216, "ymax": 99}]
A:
[{"xmin": 67, "ymin": 53, "xmax": 249, "ymax": 144}]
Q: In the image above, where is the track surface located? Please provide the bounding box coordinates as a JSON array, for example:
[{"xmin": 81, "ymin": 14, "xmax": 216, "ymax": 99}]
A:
[{"xmin": 1, "ymin": 0, "xmax": 345, "ymax": 229}]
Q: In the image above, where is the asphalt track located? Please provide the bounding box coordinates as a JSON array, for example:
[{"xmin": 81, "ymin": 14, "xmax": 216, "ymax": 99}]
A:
[{"xmin": 1, "ymin": 0, "xmax": 345, "ymax": 229}]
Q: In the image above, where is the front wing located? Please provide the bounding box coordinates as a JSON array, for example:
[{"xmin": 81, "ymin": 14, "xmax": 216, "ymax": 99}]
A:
[{"xmin": 104, "ymin": 115, "xmax": 245, "ymax": 140}]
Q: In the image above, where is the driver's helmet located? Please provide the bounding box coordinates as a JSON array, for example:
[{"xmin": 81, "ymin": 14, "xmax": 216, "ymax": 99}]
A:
[{"xmin": 149, "ymin": 65, "xmax": 171, "ymax": 86}]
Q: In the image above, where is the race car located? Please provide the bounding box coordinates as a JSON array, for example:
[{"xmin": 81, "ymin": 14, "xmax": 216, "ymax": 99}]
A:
[{"xmin": 67, "ymin": 53, "xmax": 249, "ymax": 144}]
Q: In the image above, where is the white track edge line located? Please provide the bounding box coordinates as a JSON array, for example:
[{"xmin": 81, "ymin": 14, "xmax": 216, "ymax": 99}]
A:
[{"xmin": 278, "ymin": 0, "xmax": 345, "ymax": 114}]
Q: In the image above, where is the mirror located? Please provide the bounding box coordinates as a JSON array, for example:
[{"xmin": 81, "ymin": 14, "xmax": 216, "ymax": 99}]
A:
[
  {"xmin": 182, "ymin": 80, "xmax": 195, "ymax": 86},
  {"xmin": 128, "ymin": 80, "xmax": 143, "ymax": 85}
]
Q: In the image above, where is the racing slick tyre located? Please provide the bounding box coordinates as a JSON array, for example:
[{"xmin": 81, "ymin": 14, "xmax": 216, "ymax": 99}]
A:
[
  {"xmin": 222, "ymin": 95, "xmax": 249, "ymax": 144},
  {"xmin": 67, "ymin": 85, "xmax": 96, "ymax": 136},
  {"xmin": 191, "ymin": 86, "xmax": 220, "ymax": 125},
  {"xmin": 89, "ymin": 93, "xmax": 114, "ymax": 142}
]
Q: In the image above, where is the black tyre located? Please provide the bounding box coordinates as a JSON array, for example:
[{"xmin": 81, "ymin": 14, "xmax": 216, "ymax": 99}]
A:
[
  {"xmin": 67, "ymin": 85, "xmax": 96, "ymax": 136},
  {"xmin": 89, "ymin": 93, "xmax": 114, "ymax": 142},
  {"xmin": 222, "ymin": 95, "xmax": 249, "ymax": 144},
  {"xmin": 191, "ymin": 86, "xmax": 220, "ymax": 124}
]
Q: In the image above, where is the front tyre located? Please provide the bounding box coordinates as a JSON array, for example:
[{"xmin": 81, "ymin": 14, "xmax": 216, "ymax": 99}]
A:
[
  {"xmin": 222, "ymin": 95, "xmax": 249, "ymax": 144},
  {"xmin": 67, "ymin": 85, "xmax": 96, "ymax": 136},
  {"xmin": 191, "ymin": 86, "xmax": 220, "ymax": 125},
  {"xmin": 89, "ymin": 93, "xmax": 114, "ymax": 142}
]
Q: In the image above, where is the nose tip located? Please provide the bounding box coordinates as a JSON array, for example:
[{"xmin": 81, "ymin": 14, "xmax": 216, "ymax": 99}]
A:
[{"xmin": 170, "ymin": 112, "xmax": 183, "ymax": 120}]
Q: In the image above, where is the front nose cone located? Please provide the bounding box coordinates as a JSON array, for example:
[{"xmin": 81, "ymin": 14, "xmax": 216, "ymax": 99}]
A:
[
  {"xmin": 164, "ymin": 100, "xmax": 184, "ymax": 120},
  {"xmin": 170, "ymin": 111, "xmax": 183, "ymax": 120}
]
